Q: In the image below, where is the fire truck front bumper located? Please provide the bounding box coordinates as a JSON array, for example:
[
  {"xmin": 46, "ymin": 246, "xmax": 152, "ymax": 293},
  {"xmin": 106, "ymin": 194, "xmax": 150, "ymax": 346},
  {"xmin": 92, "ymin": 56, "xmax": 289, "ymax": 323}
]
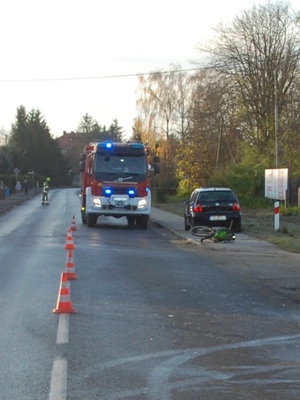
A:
[{"xmin": 85, "ymin": 188, "xmax": 151, "ymax": 216}]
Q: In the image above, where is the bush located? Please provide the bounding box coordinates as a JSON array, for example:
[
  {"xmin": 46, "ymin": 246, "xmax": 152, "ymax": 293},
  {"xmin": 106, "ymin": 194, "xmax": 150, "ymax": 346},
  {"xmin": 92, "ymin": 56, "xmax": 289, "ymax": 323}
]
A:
[
  {"xmin": 280, "ymin": 206, "xmax": 300, "ymax": 216},
  {"xmin": 177, "ymin": 179, "xmax": 192, "ymax": 197}
]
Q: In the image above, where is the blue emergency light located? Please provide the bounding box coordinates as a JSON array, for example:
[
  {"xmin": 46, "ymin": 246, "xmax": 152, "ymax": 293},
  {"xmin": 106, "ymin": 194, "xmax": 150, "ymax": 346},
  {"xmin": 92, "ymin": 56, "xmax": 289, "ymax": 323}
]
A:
[
  {"xmin": 104, "ymin": 188, "xmax": 112, "ymax": 196},
  {"xmin": 128, "ymin": 189, "xmax": 135, "ymax": 196}
]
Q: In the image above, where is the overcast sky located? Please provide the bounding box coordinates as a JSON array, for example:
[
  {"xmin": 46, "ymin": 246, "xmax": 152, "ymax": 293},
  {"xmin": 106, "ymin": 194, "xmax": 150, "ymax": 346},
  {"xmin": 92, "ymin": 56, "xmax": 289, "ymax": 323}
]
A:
[{"xmin": 0, "ymin": 0, "xmax": 298, "ymax": 139}]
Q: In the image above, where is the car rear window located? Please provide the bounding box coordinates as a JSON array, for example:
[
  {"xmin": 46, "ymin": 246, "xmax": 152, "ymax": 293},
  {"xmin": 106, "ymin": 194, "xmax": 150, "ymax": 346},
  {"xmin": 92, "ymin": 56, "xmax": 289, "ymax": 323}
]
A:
[{"xmin": 197, "ymin": 191, "xmax": 236, "ymax": 203}]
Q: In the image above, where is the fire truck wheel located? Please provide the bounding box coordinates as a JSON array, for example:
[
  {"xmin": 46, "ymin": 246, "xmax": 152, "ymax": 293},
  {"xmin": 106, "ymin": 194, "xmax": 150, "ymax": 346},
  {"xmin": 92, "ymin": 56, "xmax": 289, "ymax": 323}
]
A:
[
  {"xmin": 127, "ymin": 216, "xmax": 135, "ymax": 226},
  {"xmin": 87, "ymin": 213, "xmax": 97, "ymax": 227},
  {"xmin": 82, "ymin": 212, "xmax": 87, "ymax": 224},
  {"xmin": 137, "ymin": 215, "xmax": 148, "ymax": 229}
]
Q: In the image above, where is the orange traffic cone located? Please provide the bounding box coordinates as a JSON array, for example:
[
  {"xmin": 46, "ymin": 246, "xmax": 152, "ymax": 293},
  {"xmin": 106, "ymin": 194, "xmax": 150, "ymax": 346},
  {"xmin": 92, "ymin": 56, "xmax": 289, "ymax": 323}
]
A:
[
  {"xmin": 65, "ymin": 249, "xmax": 77, "ymax": 280},
  {"xmin": 70, "ymin": 214, "xmax": 77, "ymax": 231},
  {"xmin": 65, "ymin": 228, "xmax": 75, "ymax": 250},
  {"xmin": 53, "ymin": 272, "xmax": 76, "ymax": 313}
]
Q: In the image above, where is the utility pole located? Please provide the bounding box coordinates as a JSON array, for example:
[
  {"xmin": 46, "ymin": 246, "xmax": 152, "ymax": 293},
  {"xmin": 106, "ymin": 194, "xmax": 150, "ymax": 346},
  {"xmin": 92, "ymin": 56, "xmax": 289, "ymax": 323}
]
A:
[{"xmin": 274, "ymin": 68, "xmax": 279, "ymax": 168}]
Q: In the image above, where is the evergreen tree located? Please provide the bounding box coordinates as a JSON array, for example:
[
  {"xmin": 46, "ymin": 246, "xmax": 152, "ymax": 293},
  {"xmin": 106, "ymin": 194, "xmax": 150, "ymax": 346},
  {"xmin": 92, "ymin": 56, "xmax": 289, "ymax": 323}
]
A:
[
  {"xmin": 107, "ymin": 119, "xmax": 124, "ymax": 142},
  {"xmin": 0, "ymin": 146, "xmax": 13, "ymax": 173},
  {"xmin": 8, "ymin": 106, "xmax": 69, "ymax": 183}
]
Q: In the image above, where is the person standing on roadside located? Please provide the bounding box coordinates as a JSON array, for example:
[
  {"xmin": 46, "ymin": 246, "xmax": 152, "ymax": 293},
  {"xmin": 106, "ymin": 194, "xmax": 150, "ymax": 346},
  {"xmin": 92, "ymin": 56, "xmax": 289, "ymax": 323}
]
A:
[
  {"xmin": 15, "ymin": 181, "xmax": 22, "ymax": 192},
  {"xmin": 42, "ymin": 177, "xmax": 51, "ymax": 205}
]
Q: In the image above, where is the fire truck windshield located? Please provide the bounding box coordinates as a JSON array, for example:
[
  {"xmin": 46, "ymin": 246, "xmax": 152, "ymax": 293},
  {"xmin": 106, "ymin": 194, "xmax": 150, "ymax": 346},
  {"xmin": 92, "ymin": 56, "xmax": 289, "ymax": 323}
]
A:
[{"xmin": 94, "ymin": 154, "xmax": 147, "ymax": 182}]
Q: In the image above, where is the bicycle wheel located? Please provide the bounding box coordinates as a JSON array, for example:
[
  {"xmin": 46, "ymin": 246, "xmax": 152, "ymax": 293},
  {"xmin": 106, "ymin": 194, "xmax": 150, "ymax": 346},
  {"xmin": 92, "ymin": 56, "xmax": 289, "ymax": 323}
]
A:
[{"xmin": 191, "ymin": 225, "xmax": 216, "ymax": 238}]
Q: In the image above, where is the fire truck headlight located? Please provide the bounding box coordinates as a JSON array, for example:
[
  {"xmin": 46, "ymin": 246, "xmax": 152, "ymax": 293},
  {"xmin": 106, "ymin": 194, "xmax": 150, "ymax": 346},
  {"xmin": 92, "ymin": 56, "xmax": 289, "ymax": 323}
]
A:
[
  {"xmin": 138, "ymin": 199, "xmax": 147, "ymax": 209},
  {"xmin": 93, "ymin": 198, "xmax": 101, "ymax": 207}
]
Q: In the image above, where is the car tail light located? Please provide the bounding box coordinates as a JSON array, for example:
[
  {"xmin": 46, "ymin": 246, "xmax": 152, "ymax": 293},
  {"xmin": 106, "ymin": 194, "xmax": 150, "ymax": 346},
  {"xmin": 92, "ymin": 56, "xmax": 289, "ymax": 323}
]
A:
[
  {"xmin": 193, "ymin": 204, "xmax": 203, "ymax": 213},
  {"xmin": 232, "ymin": 202, "xmax": 240, "ymax": 211}
]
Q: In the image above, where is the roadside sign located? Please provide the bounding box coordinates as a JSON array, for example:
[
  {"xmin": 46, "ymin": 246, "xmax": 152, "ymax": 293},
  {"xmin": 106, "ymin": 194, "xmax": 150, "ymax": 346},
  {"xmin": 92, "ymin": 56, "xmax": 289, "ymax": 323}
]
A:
[{"xmin": 265, "ymin": 168, "xmax": 288, "ymax": 200}]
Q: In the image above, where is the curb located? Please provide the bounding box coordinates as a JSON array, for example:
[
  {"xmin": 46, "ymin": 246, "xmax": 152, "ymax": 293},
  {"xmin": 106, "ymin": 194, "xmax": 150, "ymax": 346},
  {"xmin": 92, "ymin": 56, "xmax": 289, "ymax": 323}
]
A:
[{"xmin": 150, "ymin": 217, "xmax": 200, "ymax": 246}]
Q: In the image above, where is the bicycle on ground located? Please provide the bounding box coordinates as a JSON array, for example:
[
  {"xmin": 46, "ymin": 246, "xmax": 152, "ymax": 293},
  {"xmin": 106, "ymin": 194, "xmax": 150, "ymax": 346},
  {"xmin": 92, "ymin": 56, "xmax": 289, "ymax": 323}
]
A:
[{"xmin": 190, "ymin": 223, "xmax": 236, "ymax": 243}]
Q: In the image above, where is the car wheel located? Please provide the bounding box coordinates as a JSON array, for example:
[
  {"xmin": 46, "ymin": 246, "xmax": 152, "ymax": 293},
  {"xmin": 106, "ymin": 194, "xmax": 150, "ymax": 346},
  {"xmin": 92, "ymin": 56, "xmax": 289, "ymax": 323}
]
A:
[
  {"xmin": 234, "ymin": 222, "xmax": 242, "ymax": 233},
  {"xmin": 184, "ymin": 215, "xmax": 190, "ymax": 231}
]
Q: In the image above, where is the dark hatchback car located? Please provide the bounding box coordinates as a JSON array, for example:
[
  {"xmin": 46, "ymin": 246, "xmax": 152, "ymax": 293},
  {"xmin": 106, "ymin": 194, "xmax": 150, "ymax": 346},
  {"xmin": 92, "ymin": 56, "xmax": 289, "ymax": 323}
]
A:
[{"xmin": 184, "ymin": 187, "xmax": 242, "ymax": 232}]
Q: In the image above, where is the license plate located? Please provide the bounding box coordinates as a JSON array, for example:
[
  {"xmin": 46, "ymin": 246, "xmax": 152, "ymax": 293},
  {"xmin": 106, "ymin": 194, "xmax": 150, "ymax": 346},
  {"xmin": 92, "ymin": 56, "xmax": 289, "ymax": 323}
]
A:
[
  {"xmin": 112, "ymin": 196, "xmax": 128, "ymax": 208},
  {"xmin": 114, "ymin": 197, "xmax": 126, "ymax": 202},
  {"xmin": 209, "ymin": 215, "xmax": 226, "ymax": 221}
]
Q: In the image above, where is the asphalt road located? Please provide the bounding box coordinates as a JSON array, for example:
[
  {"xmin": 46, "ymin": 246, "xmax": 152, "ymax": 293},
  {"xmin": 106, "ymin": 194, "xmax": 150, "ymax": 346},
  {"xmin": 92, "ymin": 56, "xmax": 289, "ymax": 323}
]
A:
[{"xmin": 0, "ymin": 188, "xmax": 300, "ymax": 399}]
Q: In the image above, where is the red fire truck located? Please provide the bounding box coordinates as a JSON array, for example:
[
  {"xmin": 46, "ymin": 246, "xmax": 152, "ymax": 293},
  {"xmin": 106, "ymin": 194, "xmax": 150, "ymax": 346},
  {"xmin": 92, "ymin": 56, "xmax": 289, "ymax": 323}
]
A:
[{"xmin": 79, "ymin": 141, "xmax": 160, "ymax": 228}]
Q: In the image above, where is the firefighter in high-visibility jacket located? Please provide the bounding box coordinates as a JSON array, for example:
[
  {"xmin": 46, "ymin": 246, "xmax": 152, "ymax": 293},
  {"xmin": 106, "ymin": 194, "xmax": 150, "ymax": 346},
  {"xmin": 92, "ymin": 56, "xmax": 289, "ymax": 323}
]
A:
[{"xmin": 42, "ymin": 177, "xmax": 51, "ymax": 205}]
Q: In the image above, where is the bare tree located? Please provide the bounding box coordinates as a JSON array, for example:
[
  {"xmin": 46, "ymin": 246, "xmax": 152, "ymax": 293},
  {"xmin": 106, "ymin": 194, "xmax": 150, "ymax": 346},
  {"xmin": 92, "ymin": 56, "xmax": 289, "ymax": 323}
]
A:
[
  {"xmin": 176, "ymin": 68, "xmax": 243, "ymax": 191},
  {"xmin": 0, "ymin": 128, "xmax": 8, "ymax": 146},
  {"xmin": 197, "ymin": 1, "xmax": 300, "ymax": 167},
  {"xmin": 137, "ymin": 71, "xmax": 175, "ymax": 142},
  {"xmin": 136, "ymin": 68, "xmax": 177, "ymax": 186}
]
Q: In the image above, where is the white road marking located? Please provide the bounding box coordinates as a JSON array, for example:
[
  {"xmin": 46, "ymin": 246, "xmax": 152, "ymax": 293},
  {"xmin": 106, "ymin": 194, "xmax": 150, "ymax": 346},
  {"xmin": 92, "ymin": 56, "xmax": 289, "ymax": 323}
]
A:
[
  {"xmin": 56, "ymin": 314, "xmax": 69, "ymax": 344},
  {"xmin": 49, "ymin": 358, "xmax": 67, "ymax": 400},
  {"xmin": 49, "ymin": 315, "xmax": 69, "ymax": 399}
]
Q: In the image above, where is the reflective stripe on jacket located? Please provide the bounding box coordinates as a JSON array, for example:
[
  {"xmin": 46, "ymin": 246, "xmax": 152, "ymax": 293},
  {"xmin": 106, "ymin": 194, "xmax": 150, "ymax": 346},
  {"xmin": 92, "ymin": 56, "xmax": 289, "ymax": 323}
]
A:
[{"xmin": 43, "ymin": 181, "xmax": 49, "ymax": 193}]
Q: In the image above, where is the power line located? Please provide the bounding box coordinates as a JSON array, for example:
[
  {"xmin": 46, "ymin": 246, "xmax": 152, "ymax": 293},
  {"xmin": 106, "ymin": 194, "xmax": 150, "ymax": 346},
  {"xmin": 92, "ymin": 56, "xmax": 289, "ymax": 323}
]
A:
[{"xmin": 0, "ymin": 67, "xmax": 203, "ymax": 83}]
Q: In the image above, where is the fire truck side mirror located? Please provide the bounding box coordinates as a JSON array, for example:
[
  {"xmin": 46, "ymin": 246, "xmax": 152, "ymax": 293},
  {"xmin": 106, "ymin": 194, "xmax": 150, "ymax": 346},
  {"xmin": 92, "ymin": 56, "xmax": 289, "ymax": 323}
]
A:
[{"xmin": 79, "ymin": 161, "xmax": 85, "ymax": 172}]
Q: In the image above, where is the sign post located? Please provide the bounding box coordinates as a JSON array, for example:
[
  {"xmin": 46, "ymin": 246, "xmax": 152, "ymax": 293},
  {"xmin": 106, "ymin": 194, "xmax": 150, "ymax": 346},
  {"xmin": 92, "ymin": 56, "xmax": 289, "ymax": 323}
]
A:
[
  {"xmin": 274, "ymin": 201, "xmax": 280, "ymax": 231},
  {"xmin": 13, "ymin": 167, "xmax": 20, "ymax": 183},
  {"xmin": 28, "ymin": 171, "xmax": 34, "ymax": 187}
]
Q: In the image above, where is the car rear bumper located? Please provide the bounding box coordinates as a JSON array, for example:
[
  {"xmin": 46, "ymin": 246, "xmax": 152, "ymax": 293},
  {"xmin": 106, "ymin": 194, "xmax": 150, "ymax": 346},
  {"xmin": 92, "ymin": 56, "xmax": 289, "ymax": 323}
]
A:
[{"xmin": 192, "ymin": 212, "xmax": 241, "ymax": 228}]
